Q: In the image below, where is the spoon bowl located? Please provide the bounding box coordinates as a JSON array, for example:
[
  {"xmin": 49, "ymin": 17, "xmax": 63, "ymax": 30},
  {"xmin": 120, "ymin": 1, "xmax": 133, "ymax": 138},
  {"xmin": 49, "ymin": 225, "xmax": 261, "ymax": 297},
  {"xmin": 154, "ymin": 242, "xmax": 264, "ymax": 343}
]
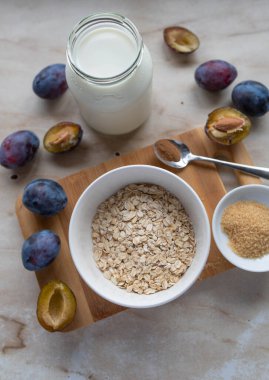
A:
[{"xmin": 154, "ymin": 139, "xmax": 193, "ymax": 169}]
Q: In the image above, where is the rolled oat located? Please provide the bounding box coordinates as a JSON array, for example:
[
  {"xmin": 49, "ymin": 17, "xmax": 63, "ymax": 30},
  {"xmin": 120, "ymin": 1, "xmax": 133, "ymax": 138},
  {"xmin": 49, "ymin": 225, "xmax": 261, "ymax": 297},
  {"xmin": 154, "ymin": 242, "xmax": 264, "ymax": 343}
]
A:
[{"xmin": 91, "ymin": 184, "xmax": 196, "ymax": 294}]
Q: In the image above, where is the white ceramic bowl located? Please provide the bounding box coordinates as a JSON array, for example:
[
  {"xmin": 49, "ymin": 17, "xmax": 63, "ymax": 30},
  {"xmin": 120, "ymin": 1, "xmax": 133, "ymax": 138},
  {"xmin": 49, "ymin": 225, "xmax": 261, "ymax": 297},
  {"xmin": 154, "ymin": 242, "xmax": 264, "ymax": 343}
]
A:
[
  {"xmin": 69, "ymin": 165, "xmax": 210, "ymax": 308},
  {"xmin": 212, "ymin": 184, "xmax": 269, "ymax": 272}
]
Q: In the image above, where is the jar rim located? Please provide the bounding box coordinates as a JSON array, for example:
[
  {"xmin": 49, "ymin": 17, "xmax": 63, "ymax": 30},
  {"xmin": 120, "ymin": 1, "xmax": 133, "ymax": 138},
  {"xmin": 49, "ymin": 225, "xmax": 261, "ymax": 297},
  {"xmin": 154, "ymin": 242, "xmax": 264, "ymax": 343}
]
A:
[{"xmin": 66, "ymin": 13, "xmax": 143, "ymax": 85}]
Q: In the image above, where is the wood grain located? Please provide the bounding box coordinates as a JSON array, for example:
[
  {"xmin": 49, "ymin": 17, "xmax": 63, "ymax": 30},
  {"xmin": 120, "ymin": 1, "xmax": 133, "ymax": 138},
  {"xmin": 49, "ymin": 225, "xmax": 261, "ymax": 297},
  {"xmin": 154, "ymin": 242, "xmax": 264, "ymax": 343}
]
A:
[{"xmin": 15, "ymin": 128, "xmax": 261, "ymax": 331}]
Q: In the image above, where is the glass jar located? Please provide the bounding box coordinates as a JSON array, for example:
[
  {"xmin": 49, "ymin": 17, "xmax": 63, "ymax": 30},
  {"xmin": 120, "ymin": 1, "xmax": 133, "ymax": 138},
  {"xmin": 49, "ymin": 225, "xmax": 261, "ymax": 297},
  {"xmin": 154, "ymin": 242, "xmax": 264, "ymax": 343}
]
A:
[{"xmin": 66, "ymin": 13, "xmax": 153, "ymax": 135}]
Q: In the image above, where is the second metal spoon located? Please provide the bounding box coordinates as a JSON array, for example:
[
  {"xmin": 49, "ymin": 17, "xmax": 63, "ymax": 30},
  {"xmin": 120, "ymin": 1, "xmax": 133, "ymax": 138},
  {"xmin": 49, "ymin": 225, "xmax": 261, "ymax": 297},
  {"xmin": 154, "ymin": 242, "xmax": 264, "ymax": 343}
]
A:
[{"xmin": 154, "ymin": 139, "xmax": 269, "ymax": 180}]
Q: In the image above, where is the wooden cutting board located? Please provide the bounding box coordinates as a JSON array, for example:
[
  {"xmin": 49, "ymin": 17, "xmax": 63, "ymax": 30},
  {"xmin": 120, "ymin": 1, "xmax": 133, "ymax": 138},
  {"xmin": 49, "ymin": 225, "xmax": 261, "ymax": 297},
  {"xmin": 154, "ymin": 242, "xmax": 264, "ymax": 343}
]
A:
[{"xmin": 15, "ymin": 127, "xmax": 261, "ymax": 331}]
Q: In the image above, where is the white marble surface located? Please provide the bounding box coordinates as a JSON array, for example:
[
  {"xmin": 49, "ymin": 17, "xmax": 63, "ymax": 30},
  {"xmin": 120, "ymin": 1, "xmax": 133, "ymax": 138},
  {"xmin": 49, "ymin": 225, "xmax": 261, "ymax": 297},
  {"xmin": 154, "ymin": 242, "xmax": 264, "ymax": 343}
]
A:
[{"xmin": 1, "ymin": 0, "xmax": 269, "ymax": 379}]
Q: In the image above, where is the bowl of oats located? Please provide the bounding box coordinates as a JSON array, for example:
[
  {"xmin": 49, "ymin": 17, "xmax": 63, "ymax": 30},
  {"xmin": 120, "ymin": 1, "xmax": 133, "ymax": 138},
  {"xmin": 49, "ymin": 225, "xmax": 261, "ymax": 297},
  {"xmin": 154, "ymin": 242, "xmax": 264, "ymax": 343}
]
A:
[{"xmin": 69, "ymin": 165, "xmax": 210, "ymax": 308}]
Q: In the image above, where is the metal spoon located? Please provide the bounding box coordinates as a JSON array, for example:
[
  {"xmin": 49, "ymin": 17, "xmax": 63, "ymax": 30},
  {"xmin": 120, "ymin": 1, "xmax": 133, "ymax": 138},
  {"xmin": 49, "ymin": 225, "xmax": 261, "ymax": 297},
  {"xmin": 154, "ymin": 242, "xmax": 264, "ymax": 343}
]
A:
[{"xmin": 154, "ymin": 139, "xmax": 269, "ymax": 179}]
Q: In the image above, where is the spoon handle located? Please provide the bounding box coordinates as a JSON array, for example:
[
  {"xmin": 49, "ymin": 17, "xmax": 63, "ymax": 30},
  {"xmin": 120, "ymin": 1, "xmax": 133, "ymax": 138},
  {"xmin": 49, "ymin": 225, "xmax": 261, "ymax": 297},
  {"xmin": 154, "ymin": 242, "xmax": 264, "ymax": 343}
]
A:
[{"xmin": 191, "ymin": 154, "xmax": 269, "ymax": 180}]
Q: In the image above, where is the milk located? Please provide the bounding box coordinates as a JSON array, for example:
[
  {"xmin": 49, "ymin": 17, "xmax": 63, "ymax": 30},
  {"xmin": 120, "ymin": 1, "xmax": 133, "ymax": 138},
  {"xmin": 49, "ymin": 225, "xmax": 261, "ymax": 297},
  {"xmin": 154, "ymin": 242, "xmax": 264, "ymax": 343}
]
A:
[
  {"xmin": 66, "ymin": 14, "xmax": 153, "ymax": 135},
  {"xmin": 74, "ymin": 27, "xmax": 138, "ymax": 78}
]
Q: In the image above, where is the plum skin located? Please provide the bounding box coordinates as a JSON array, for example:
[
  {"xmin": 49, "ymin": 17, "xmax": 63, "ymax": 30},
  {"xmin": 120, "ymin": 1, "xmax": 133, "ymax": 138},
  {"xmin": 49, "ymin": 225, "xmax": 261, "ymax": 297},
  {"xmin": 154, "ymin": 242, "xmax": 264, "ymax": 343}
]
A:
[
  {"xmin": 32, "ymin": 64, "xmax": 68, "ymax": 99},
  {"xmin": 232, "ymin": 80, "xmax": 269, "ymax": 117},
  {"xmin": 195, "ymin": 60, "xmax": 237, "ymax": 91},
  {"xmin": 0, "ymin": 130, "xmax": 39, "ymax": 169},
  {"xmin": 22, "ymin": 179, "xmax": 68, "ymax": 216},
  {"xmin": 22, "ymin": 230, "xmax": 61, "ymax": 271}
]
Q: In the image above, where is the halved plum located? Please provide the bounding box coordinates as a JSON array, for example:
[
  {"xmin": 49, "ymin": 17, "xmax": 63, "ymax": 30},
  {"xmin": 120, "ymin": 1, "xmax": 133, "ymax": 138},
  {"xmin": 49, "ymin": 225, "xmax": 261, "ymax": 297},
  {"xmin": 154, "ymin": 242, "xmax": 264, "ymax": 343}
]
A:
[
  {"xmin": 163, "ymin": 26, "xmax": 200, "ymax": 54},
  {"xmin": 37, "ymin": 280, "xmax": 76, "ymax": 332},
  {"xmin": 43, "ymin": 121, "xmax": 83, "ymax": 154},
  {"xmin": 205, "ymin": 107, "xmax": 251, "ymax": 145}
]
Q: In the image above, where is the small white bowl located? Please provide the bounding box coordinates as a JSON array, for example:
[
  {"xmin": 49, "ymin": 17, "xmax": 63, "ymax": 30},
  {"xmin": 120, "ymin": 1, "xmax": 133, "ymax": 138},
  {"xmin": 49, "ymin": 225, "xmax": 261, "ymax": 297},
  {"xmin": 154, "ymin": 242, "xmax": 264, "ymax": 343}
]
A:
[
  {"xmin": 212, "ymin": 184, "xmax": 269, "ymax": 272},
  {"xmin": 69, "ymin": 165, "xmax": 210, "ymax": 308}
]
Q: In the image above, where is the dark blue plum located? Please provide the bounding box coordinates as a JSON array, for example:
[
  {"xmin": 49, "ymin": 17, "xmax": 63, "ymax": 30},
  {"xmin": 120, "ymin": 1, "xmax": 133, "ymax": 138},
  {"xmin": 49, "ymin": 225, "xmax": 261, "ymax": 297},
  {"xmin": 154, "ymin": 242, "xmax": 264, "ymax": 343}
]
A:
[
  {"xmin": 22, "ymin": 179, "xmax": 68, "ymax": 216},
  {"xmin": 22, "ymin": 230, "xmax": 60, "ymax": 271},
  {"xmin": 195, "ymin": 60, "xmax": 237, "ymax": 91},
  {"xmin": 232, "ymin": 80, "xmax": 269, "ymax": 117},
  {"xmin": 32, "ymin": 64, "xmax": 68, "ymax": 99},
  {"xmin": 0, "ymin": 130, "xmax": 39, "ymax": 169}
]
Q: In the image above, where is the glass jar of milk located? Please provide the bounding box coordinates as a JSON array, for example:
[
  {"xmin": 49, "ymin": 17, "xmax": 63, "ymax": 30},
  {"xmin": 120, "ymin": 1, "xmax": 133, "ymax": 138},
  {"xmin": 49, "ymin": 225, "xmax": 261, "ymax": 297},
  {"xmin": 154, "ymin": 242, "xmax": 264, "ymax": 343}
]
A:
[{"xmin": 66, "ymin": 13, "xmax": 153, "ymax": 135}]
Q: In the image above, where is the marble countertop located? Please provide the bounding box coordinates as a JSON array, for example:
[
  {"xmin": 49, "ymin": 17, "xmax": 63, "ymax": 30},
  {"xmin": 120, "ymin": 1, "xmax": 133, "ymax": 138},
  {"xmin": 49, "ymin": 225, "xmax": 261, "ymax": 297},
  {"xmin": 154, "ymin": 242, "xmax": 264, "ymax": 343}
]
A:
[{"xmin": 1, "ymin": 0, "xmax": 269, "ymax": 379}]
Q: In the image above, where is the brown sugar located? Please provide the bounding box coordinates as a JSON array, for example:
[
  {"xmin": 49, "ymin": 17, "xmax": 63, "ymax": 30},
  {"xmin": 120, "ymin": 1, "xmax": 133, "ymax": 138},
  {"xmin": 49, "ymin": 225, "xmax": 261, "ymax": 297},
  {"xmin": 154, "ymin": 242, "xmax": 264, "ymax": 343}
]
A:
[{"xmin": 221, "ymin": 200, "xmax": 269, "ymax": 259}]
